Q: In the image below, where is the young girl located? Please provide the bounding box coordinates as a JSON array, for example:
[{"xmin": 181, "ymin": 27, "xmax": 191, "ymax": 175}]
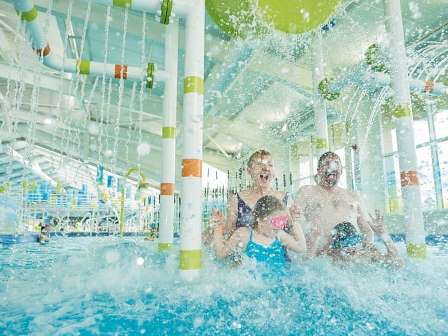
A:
[{"xmin": 212, "ymin": 195, "xmax": 306, "ymax": 272}]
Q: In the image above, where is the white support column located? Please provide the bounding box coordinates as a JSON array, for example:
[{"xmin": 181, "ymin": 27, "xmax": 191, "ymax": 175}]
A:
[
  {"xmin": 358, "ymin": 112, "xmax": 387, "ymax": 213},
  {"xmin": 312, "ymin": 31, "xmax": 329, "ymax": 156},
  {"xmin": 158, "ymin": 20, "xmax": 179, "ymax": 252},
  {"xmin": 385, "ymin": 0, "xmax": 426, "ymax": 258},
  {"xmin": 179, "ymin": 0, "xmax": 205, "ymax": 279}
]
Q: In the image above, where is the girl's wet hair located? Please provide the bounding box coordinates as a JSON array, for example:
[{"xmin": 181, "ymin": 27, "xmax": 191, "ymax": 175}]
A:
[
  {"xmin": 253, "ymin": 195, "xmax": 285, "ymax": 228},
  {"xmin": 317, "ymin": 151, "xmax": 341, "ymax": 169},
  {"xmin": 247, "ymin": 149, "xmax": 272, "ymax": 168}
]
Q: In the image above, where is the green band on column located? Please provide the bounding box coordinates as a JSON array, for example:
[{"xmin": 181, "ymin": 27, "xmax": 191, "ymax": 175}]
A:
[
  {"xmin": 184, "ymin": 76, "xmax": 204, "ymax": 94},
  {"xmin": 159, "ymin": 243, "xmax": 172, "ymax": 251},
  {"xmin": 179, "ymin": 249, "xmax": 202, "ymax": 270},
  {"xmin": 146, "ymin": 63, "xmax": 155, "ymax": 89},
  {"xmin": 162, "ymin": 127, "xmax": 176, "ymax": 139},
  {"xmin": 392, "ymin": 105, "xmax": 411, "ymax": 118},
  {"xmin": 314, "ymin": 138, "xmax": 328, "ymax": 150},
  {"xmin": 20, "ymin": 7, "xmax": 38, "ymax": 22},
  {"xmin": 406, "ymin": 243, "xmax": 427, "ymax": 259},
  {"xmin": 77, "ymin": 59, "xmax": 90, "ymax": 75},
  {"xmin": 160, "ymin": 0, "xmax": 173, "ymax": 25},
  {"xmin": 113, "ymin": 0, "xmax": 132, "ymax": 8}
]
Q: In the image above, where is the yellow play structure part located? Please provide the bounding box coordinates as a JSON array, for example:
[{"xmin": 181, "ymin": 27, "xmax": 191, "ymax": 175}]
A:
[{"xmin": 206, "ymin": 0, "xmax": 341, "ymax": 37}]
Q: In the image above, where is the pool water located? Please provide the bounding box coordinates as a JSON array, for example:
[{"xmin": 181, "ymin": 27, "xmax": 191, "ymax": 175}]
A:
[{"xmin": 1, "ymin": 237, "xmax": 447, "ymax": 335}]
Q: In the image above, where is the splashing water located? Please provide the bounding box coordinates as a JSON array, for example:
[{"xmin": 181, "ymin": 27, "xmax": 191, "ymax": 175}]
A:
[{"xmin": 1, "ymin": 237, "xmax": 447, "ymax": 335}]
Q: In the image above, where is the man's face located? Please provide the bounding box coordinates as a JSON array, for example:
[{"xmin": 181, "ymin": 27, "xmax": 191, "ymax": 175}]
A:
[{"xmin": 318, "ymin": 157, "xmax": 342, "ymax": 188}]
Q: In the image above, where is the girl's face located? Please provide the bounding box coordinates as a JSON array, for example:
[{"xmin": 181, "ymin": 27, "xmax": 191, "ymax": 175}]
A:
[
  {"xmin": 248, "ymin": 155, "xmax": 274, "ymax": 188},
  {"xmin": 258, "ymin": 210, "xmax": 289, "ymax": 231}
]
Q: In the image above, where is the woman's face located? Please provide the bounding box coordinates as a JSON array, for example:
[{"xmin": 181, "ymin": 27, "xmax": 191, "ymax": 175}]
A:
[{"xmin": 248, "ymin": 155, "xmax": 274, "ymax": 188}]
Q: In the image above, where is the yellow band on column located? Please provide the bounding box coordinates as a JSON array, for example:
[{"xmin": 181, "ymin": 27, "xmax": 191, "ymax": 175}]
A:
[
  {"xmin": 113, "ymin": 0, "xmax": 132, "ymax": 7},
  {"xmin": 314, "ymin": 138, "xmax": 328, "ymax": 150},
  {"xmin": 392, "ymin": 105, "xmax": 411, "ymax": 118},
  {"xmin": 179, "ymin": 249, "xmax": 202, "ymax": 270},
  {"xmin": 76, "ymin": 60, "xmax": 90, "ymax": 75},
  {"xmin": 159, "ymin": 243, "xmax": 172, "ymax": 251},
  {"xmin": 162, "ymin": 127, "xmax": 176, "ymax": 139},
  {"xmin": 406, "ymin": 243, "xmax": 427, "ymax": 259},
  {"xmin": 184, "ymin": 76, "xmax": 204, "ymax": 94},
  {"xmin": 20, "ymin": 7, "xmax": 38, "ymax": 22}
]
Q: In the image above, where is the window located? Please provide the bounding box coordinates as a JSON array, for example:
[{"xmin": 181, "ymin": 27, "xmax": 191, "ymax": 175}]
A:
[
  {"xmin": 385, "ymin": 107, "xmax": 448, "ymax": 210},
  {"xmin": 414, "ymin": 119, "xmax": 430, "ymax": 145},
  {"xmin": 434, "ymin": 110, "xmax": 448, "ymax": 139},
  {"xmin": 438, "ymin": 141, "xmax": 448, "ymax": 207},
  {"xmin": 416, "ymin": 146, "xmax": 436, "ymax": 209}
]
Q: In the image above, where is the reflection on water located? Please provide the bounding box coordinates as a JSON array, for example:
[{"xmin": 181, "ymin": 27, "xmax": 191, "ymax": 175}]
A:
[{"xmin": 1, "ymin": 238, "xmax": 447, "ymax": 335}]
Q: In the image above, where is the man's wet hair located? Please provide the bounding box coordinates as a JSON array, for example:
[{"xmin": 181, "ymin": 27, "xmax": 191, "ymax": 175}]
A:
[
  {"xmin": 331, "ymin": 222, "xmax": 362, "ymax": 249},
  {"xmin": 247, "ymin": 149, "xmax": 272, "ymax": 168},
  {"xmin": 253, "ymin": 195, "xmax": 284, "ymax": 228},
  {"xmin": 317, "ymin": 151, "xmax": 341, "ymax": 169}
]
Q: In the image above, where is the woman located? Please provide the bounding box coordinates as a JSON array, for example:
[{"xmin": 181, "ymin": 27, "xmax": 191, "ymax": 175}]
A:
[
  {"xmin": 212, "ymin": 195, "xmax": 306, "ymax": 273},
  {"xmin": 205, "ymin": 149, "xmax": 301, "ymax": 244}
]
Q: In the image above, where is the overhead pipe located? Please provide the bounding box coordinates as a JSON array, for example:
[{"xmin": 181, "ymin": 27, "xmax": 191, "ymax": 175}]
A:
[
  {"xmin": 13, "ymin": 0, "xmax": 168, "ymax": 88},
  {"xmin": 319, "ymin": 51, "xmax": 448, "ymax": 100}
]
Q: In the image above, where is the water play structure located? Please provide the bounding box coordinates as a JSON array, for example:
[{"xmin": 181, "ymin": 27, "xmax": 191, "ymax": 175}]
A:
[
  {"xmin": 1, "ymin": 0, "xmax": 448, "ymax": 334},
  {"xmin": 3, "ymin": 0, "xmax": 448, "ymax": 270}
]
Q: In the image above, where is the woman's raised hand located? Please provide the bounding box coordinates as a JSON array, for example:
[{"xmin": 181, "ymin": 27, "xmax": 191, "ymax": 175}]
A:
[{"xmin": 210, "ymin": 208, "xmax": 225, "ymax": 227}]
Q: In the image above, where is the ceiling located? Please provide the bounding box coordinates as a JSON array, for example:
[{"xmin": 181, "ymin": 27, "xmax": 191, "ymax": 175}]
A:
[{"xmin": 0, "ymin": 0, "xmax": 447, "ymax": 191}]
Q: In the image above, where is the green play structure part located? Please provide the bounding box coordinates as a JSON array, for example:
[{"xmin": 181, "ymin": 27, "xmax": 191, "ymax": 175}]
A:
[{"xmin": 206, "ymin": 0, "xmax": 341, "ymax": 37}]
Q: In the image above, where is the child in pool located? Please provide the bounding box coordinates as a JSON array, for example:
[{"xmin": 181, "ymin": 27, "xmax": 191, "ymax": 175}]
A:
[
  {"xmin": 212, "ymin": 195, "xmax": 307, "ymax": 270},
  {"xmin": 320, "ymin": 211, "xmax": 403, "ymax": 267},
  {"xmin": 38, "ymin": 224, "xmax": 50, "ymax": 244}
]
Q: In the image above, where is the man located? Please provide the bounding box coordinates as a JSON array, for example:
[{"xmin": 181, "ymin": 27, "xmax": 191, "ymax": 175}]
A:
[{"xmin": 294, "ymin": 152, "xmax": 374, "ymax": 256}]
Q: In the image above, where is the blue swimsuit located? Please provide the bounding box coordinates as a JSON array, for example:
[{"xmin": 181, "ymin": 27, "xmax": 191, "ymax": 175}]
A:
[{"xmin": 245, "ymin": 230, "xmax": 288, "ymax": 272}]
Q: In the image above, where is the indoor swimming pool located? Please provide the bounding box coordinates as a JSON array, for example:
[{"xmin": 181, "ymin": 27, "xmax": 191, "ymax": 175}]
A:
[
  {"xmin": 1, "ymin": 0, "xmax": 448, "ymax": 334},
  {"xmin": 1, "ymin": 237, "xmax": 448, "ymax": 335}
]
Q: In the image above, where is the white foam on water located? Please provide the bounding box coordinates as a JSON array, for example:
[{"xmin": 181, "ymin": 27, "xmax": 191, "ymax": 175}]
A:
[{"xmin": 1, "ymin": 237, "xmax": 447, "ymax": 334}]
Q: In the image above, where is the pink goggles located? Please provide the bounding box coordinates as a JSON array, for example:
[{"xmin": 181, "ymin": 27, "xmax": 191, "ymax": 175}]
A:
[{"xmin": 270, "ymin": 215, "xmax": 289, "ymax": 229}]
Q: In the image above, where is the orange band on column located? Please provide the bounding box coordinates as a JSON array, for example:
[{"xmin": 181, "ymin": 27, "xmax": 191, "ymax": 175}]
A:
[
  {"xmin": 400, "ymin": 171, "xmax": 419, "ymax": 187},
  {"xmin": 182, "ymin": 159, "xmax": 202, "ymax": 177},
  {"xmin": 424, "ymin": 80, "xmax": 434, "ymax": 93},
  {"xmin": 35, "ymin": 44, "xmax": 51, "ymax": 57},
  {"xmin": 160, "ymin": 183, "xmax": 174, "ymax": 195},
  {"xmin": 114, "ymin": 64, "xmax": 128, "ymax": 79}
]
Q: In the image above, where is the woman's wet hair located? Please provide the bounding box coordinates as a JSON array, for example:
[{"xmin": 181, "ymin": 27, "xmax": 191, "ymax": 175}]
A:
[
  {"xmin": 247, "ymin": 149, "xmax": 272, "ymax": 168},
  {"xmin": 317, "ymin": 151, "xmax": 341, "ymax": 169},
  {"xmin": 253, "ymin": 195, "xmax": 284, "ymax": 228}
]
